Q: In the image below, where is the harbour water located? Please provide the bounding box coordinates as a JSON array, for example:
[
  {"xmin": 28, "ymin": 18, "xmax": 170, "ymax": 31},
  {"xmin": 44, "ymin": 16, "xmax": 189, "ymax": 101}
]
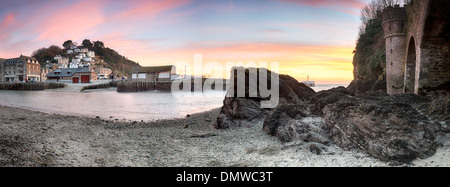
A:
[
  {"xmin": 0, "ymin": 84, "xmax": 347, "ymax": 121},
  {"xmin": 0, "ymin": 88, "xmax": 226, "ymax": 121},
  {"xmin": 311, "ymin": 84, "xmax": 349, "ymax": 92}
]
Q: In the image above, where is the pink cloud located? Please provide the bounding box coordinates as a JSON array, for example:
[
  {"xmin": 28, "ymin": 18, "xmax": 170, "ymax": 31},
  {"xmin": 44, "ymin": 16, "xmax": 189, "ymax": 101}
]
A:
[
  {"xmin": 115, "ymin": 0, "xmax": 191, "ymax": 20},
  {"xmin": 0, "ymin": 13, "xmax": 15, "ymax": 27},
  {"xmin": 35, "ymin": 0, "xmax": 107, "ymax": 41},
  {"xmin": 280, "ymin": 0, "xmax": 365, "ymax": 9},
  {"xmin": 279, "ymin": 0, "xmax": 365, "ymax": 15}
]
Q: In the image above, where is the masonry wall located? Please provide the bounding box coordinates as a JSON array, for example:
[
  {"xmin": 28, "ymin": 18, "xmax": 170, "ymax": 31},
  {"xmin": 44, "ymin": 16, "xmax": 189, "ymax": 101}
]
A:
[
  {"xmin": 382, "ymin": 6, "xmax": 407, "ymax": 95},
  {"xmin": 383, "ymin": 0, "xmax": 449, "ymax": 95}
]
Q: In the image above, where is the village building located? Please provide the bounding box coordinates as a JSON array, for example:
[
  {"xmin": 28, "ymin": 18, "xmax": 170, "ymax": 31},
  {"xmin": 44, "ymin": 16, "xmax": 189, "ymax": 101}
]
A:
[
  {"xmin": 131, "ymin": 65, "xmax": 176, "ymax": 82},
  {"xmin": 46, "ymin": 67, "xmax": 97, "ymax": 83},
  {"xmin": 67, "ymin": 50, "xmax": 74, "ymax": 54},
  {"xmin": 87, "ymin": 51, "xmax": 95, "ymax": 58},
  {"xmin": 95, "ymin": 68, "xmax": 112, "ymax": 80},
  {"xmin": 0, "ymin": 55, "xmax": 41, "ymax": 82},
  {"xmin": 40, "ymin": 67, "xmax": 52, "ymax": 82}
]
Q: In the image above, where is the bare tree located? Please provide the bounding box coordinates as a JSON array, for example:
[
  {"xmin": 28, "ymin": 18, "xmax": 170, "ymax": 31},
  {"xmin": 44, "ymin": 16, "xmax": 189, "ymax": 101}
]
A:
[{"xmin": 360, "ymin": 0, "xmax": 401, "ymax": 34}]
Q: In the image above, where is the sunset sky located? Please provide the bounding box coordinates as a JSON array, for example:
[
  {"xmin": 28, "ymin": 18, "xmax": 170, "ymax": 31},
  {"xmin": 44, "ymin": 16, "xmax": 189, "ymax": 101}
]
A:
[{"xmin": 0, "ymin": 0, "xmax": 373, "ymax": 84}]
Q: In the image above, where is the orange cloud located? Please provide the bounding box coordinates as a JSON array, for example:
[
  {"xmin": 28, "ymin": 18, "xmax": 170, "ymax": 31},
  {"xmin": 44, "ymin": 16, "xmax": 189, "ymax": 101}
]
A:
[{"xmin": 131, "ymin": 42, "xmax": 354, "ymax": 84}]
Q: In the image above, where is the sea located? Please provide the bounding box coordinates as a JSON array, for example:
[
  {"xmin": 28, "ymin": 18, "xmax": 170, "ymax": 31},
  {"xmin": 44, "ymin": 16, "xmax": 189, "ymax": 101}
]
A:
[{"xmin": 0, "ymin": 84, "xmax": 347, "ymax": 121}]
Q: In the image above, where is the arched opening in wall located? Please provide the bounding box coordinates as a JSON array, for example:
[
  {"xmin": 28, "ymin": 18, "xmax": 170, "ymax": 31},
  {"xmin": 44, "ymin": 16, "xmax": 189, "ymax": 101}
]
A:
[
  {"xmin": 419, "ymin": 0, "xmax": 450, "ymax": 93},
  {"xmin": 404, "ymin": 37, "xmax": 416, "ymax": 93}
]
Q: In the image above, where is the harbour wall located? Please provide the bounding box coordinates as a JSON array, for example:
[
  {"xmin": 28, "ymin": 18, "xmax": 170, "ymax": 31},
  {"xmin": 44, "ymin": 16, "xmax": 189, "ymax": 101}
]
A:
[
  {"xmin": 117, "ymin": 79, "xmax": 227, "ymax": 92},
  {"xmin": 0, "ymin": 82, "xmax": 67, "ymax": 91}
]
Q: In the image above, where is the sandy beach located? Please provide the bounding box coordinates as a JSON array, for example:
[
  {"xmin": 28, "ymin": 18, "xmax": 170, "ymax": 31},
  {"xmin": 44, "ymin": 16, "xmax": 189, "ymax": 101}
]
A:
[{"xmin": 0, "ymin": 105, "xmax": 448, "ymax": 167}]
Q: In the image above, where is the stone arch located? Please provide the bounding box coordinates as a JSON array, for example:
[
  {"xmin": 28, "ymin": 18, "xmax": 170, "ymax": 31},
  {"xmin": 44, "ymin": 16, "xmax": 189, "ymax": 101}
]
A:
[
  {"xmin": 404, "ymin": 36, "xmax": 417, "ymax": 93},
  {"xmin": 416, "ymin": 0, "xmax": 450, "ymax": 93}
]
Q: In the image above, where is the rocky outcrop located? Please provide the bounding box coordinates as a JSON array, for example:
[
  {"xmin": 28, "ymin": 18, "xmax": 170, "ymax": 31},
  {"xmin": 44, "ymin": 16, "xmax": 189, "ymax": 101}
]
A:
[
  {"xmin": 323, "ymin": 93, "xmax": 440, "ymax": 163},
  {"xmin": 309, "ymin": 86, "xmax": 354, "ymax": 116},
  {"xmin": 213, "ymin": 67, "xmax": 315, "ymax": 129},
  {"xmin": 347, "ymin": 78, "xmax": 386, "ymax": 95},
  {"xmin": 213, "ymin": 67, "xmax": 447, "ymax": 163}
]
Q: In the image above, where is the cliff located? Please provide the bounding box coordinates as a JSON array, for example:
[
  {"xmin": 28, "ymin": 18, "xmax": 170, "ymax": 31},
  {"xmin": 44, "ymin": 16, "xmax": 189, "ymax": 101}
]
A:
[{"xmin": 348, "ymin": 14, "xmax": 387, "ymax": 94}]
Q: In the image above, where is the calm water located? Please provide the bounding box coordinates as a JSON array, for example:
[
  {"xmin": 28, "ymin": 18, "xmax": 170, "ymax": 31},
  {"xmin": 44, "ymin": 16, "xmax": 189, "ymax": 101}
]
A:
[
  {"xmin": 0, "ymin": 88, "xmax": 226, "ymax": 121},
  {"xmin": 0, "ymin": 84, "xmax": 347, "ymax": 121},
  {"xmin": 311, "ymin": 84, "xmax": 349, "ymax": 92}
]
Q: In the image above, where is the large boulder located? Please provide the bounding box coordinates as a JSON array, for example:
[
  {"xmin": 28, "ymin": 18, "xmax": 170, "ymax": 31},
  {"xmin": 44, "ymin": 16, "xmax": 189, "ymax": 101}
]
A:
[
  {"xmin": 262, "ymin": 104, "xmax": 331, "ymax": 154},
  {"xmin": 347, "ymin": 78, "xmax": 386, "ymax": 95},
  {"xmin": 214, "ymin": 67, "xmax": 315, "ymax": 129},
  {"xmin": 323, "ymin": 93, "xmax": 440, "ymax": 163},
  {"xmin": 309, "ymin": 86, "xmax": 354, "ymax": 116}
]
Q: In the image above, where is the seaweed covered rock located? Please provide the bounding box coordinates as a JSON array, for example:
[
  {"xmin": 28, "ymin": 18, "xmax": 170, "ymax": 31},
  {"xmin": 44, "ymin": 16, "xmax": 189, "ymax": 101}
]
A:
[
  {"xmin": 323, "ymin": 93, "xmax": 440, "ymax": 163},
  {"xmin": 309, "ymin": 86, "xmax": 354, "ymax": 116},
  {"xmin": 214, "ymin": 67, "xmax": 315, "ymax": 129}
]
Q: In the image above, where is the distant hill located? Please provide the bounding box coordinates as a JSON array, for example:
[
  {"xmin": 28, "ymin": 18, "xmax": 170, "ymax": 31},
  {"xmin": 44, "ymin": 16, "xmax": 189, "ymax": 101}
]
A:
[{"xmin": 32, "ymin": 39, "xmax": 141, "ymax": 77}]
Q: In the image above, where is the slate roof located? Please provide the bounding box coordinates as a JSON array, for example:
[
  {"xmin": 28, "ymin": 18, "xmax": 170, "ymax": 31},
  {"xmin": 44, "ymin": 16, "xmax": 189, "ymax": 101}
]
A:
[
  {"xmin": 46, "ymin": 68, "xmax": 93, "ymax": 77},
  {"xmin": 131, "ymin": 65, "xmax": 174, "ymax": 74}
]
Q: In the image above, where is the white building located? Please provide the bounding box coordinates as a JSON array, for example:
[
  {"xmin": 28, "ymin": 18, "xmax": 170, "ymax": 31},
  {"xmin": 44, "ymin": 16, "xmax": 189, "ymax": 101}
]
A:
[
  {"xmin": 83, "ymin": 57, "xmax": 92, "ymax": 62},
  {"xmin": 72, "ymin": 59, "xmax": 81, "ymax": 63},
  {"xmin": 54, "ymin": 55, "xmax": 62, "ymax": 60},
  {"xmin": 80, "ymin": 48, "xmax": 88, "ymax": 53},
  {"xmin": 74, "ymin": 48, "xmax": 81, "ymax": 53},
  {"xmin": 67, "ymin": 50, "xmax": 73, "ymax": 54},
  {"xmin": 87, "ymin": 51, "xmax": 95, "ymax": 57}
]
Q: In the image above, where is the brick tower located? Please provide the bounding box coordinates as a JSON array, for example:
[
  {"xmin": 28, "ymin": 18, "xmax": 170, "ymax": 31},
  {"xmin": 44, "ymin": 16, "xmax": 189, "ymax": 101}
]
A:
[{"xmin": 382, "ymin": 5, "xmax": 407, "ymax": 95}]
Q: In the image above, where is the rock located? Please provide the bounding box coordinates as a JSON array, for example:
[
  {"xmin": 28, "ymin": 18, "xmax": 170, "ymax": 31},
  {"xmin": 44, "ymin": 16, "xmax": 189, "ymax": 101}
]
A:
[
  {"xmin": 262, "ymin": 105, "xmax": 331, "ymax": 146},
  {"xmin": 214, "ymin": 67, "xmax": 315, "ymax": 129},
  {"xmin": 424, "ymin": 91, "xmax": 450, "ymax": 121},
  {"xmin": 347, "ymin": 78, "xmax": 386, "ymax": 95},
  {"xmin": 323, "ymin": 93, "xmax": 439, "ymax": 164},
  {"xmin": 309, "ymin": 86, "xmax": 354, "ymax": 116},
  {"xmin": 262, "ymin": 105, "xmax": 308, "ymax": 138},
  {"xmin": 190, "ymin": 133, "xmax": 217, "ymax": 138},
  {"xmin": 308, "ymin": 143, "xmax": 325, "ymax": 155}
]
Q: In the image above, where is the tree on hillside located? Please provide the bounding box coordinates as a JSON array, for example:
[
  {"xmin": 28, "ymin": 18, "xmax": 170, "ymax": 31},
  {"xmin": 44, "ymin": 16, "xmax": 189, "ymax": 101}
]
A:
[
  {"xmin": 82, "ymin": 39, "xmax": 93, "ymax": 49},
  {"xmin": 62, "ymin": 40, "xmax": 74, "ymax": 49},
  {"xmin": 353, "ymin": 0, "xmax": 403, "ymax": 80},
  {"xmin": 94, "ymin": 41, "xmax": 105, "ymax": 48},
  {"xmin": 31, "ymin": 45, "xmax": 63, "ymax": 66},
  {"xmin": 359, "ymin": 0, "xmax": 400, "ymax": 36}
]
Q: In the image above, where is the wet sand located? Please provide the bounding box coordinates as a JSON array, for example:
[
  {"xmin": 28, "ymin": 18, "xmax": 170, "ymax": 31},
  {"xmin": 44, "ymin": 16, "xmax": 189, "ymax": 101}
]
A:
[{"xmin": 0, "ymin": 105, "xmax": 448, "ymax": 167}]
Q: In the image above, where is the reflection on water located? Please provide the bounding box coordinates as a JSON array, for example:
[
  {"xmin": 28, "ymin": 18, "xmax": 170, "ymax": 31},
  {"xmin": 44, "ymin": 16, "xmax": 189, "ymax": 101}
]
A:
[
  {"xmin": 0, "ymin": 84, "xmax": 347, "ymax": 120},
  {"xmin": 311, "ymin": 84, "xmax": 349, "ymax": 92},
  {"xmin": 0, "ymin": 88, "xmax": 226, "ymax": 121}
]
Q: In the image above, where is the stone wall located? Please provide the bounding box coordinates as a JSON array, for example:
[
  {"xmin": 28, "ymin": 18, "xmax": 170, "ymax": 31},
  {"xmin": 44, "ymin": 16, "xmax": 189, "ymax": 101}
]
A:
[
  {"xmin": 383, "ymin": 0, "xmax": 450, "ymax": 95},
  {"xmin": 0, "ymin": 82, "xmax": 67, "ymax": 90},
  {"xmin": 117, "ymin": 79, "xmax": 227, "ymax": 92}
]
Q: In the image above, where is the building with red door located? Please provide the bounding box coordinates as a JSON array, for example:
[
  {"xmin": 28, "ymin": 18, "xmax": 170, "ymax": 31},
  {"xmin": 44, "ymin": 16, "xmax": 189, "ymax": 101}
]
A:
[{"xmin": 46, "ymin": 67, "xmax": 97, "ymax": 83}]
